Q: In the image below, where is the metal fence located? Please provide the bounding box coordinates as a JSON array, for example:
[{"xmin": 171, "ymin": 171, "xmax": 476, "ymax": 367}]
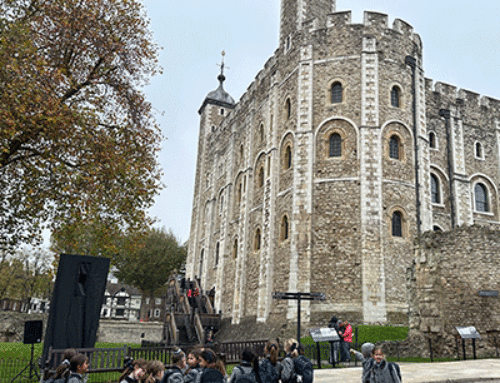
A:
[{"xmin": 0, "ymin": 358, "xmax": 121, "ymax": 383}]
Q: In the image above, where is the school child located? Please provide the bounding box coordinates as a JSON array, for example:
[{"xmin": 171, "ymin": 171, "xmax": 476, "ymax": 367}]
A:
[
  {"xmin": 281, "ymin": 339, "xmax": 299, "ymax": 383},
  {"xmin": 42, "ymin": 348, "xmax": 77, "ymax": 383},
  {"xmin": 350, "ymin": 343, "xmax": 375, "ymax": 383},
  {"xmin": 119, "ymin": 357, "xmax": 147, "ymax": 383},
  {"xmin": 369, "ymin": 346, "xmax": 401, "ymax": 383},
  {"xmin": 228, "ymin": 347, "xmax": 259, "ymax": 383},
  {"xmin": 67, "ymin": 354, "xmax": 89, "ymax": 383},
  {"xmin": 185, "ymin": 348, "xmax": 202, "ymax": 383},
  {"xmin": 162, "ymin": 347, "xmax": 186, "ymax": 383},
  {"xmin": 144, "ymin": 360, "xmax": 165, "ymax": 383},
  {"xmin": 293, "ymin": 344, "xmax": 313, "ymax": 383},
  {"xmin": 198, "ymin": 349, "xmax": 226, "ymax": 383},
  {"xmin": 258, "ymin": 339, "xmax": 281, "ymax": 383}
]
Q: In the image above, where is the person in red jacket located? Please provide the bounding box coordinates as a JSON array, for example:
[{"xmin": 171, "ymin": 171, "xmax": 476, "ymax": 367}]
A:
[{"xmin": 339, "ymin": 320, "xmax": 353, "ymax": 362}]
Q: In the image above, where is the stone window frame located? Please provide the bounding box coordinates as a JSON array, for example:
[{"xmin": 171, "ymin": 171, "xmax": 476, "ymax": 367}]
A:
[
  {"xmin": 281, "ymin": 134, "xmax": 294, "ymax": 172},
  {"xmin": 429, "ymin": 131, "xmax": 438, "ymax": 150},
  {"xmin": 258, "ymin": 165, "xmax": 265, "ymax": 188},
  {"xmin": 233, "ymin": 237, "xmax": 238, "ymax": 259},
  {"xmin": 472, "ymin": 180, "xmax": 492, "ymax": 214},
  {"xmin": 430, "ymin": 173, "xmax": 442, "ymax": 206},
  {"xmin": 254, "ymin": 227, "xmax": 262, "ymax": 252},
  {"xmin": 387, "ymin": 206, "xmax": 409, "ymax": 239},
  {"xmin": 239, "ymin": 144, "xmax": 245, "ymax": 164},
  {"xmin": 385, "ymin": 131, "xmax": 406, "ymax": 162},
  {"xmin": 256, "ymin": 122, "xmax": 265, "ymax": 145},
  {"xmin": 328, "ymin": 79, "xmax": 345, "ymax": 105},
  {"xmin": 234, "ymin": 172, "xmax": 245, "ymax": 216},
  {"xmin": 474, "ymin": 141, "xmax": 485, "ymax": 160},
  {"xmin": 280, "ymin": 213, "xmax": 290, "ymax": 242},
  {"xmin": 285, "ymin": 34, "xmax": 292, "ymax": 53},
  {"xmin": 389, "ymin": 84, "xmax": 403, "ymax": 109},
  {"xmin": 327, "ymin": 130, "xmax": 344, "ymax": 159},
  {"xmin": 284, "ymin": 98, "xmax": 292, "ymax": 120},
  {"xmin": 214, "ymin": 242, "xmax": 220, "ymax": 267}
]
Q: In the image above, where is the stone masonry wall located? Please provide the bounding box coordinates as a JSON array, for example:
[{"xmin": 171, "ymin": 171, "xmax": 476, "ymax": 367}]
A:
[{"xmin": 407, "ymin": 226, "xmax": 500, "ymax": 357}]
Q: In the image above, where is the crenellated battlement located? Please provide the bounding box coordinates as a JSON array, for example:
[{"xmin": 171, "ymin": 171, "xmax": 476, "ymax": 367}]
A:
[{"xmin": 427, "ymin": 79, "xmax": 500, "ymax": 110}]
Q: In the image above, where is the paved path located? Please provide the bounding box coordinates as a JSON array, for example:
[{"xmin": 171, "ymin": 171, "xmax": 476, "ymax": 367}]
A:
[{"xmin": 313, "ymin": 359, "xmax": 500, "ymax": 383}]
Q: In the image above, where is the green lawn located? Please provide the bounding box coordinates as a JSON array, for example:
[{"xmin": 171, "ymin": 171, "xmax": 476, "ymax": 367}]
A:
[
  {"xmin": 0, "ymin": 342, "xmax": 140, "ymax": 360},
  {"xmin": 301, "ymin": 324, "xmax": 409, "ymax": 346}
]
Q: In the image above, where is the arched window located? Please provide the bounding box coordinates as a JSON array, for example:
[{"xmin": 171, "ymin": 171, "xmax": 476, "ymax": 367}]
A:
[
  {"xmin": 240, "ymin": 144, "xmax": 244, "ymax": 162},
  {"xmin": 475, "ymin": 142, "xmax": 483, "ymax": 159},
  {"xmin": 391, "ymin": 86, "xmax": 401, "ymax": 108},
  {"xmin": 199, "ymin": 249, "xmax": 204, "ymax": 277},
  {"xmin": 431, "ymin": 174, "xmax": 440, "ymax": 204},
  {"xmin": 284, "ymin": 145, "xmax": 292, "ymax": 170},
  {"xmin": 329, "ymin": 133, "xmax": 342, "ymax": 157},
  {"xmin": 331, "ymin": 82, "xmax": 343, "ymax": 104},
  {"xmin": 389, "ymin": 135, "xmax": 400, "ymax": 160},
  {"xmin": 254, "ymin": 228, "xmax": 261, "ymax": 251},
  {"xmin": 285, "ymin": 98, "xmax": 291, "ymax": 120},
  {"xmin": 258, "ymin": 166, "xmax": 265, "ymax": 188},
  {"xmin": 281, "ymin": 215, "xmax": 289, "ymax": 241},
  {"xmin": 474, "ymin": 183, "xmax": 489, "ymax": 212},
  {"xmin": 215, "ymin": 242, "xmax": 220, "ymax": 266},
  {"xmin": 233, "ymin": 239, "xmax": 238, "ymax": 259},
  {"xmin": 391, "ymin": 211, "xmax": 403, "ymax": 237},
  {"xmin": 429, "ymin": 132, "xmax": 436, "ymax": 149},
  {"xmin": 433, "ymin": 226, "xmax": 442, "ymax": 232}
]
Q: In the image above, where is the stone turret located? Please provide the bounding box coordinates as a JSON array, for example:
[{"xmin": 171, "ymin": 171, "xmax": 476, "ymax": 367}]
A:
[{"xmin": 280, "ymin": 0, "xmax": 336, "ymax": 47}]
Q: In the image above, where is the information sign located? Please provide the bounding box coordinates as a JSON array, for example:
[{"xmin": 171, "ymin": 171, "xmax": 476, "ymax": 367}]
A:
[
  {"xmin": 309, "ymin": 327, "xmax": 340, "ymax": 342},
  {"xmin": 455, "ymin": 326, "xmax": 481, "ymax": 339}
]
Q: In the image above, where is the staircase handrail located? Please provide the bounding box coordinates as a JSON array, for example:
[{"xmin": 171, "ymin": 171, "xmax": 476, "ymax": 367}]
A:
[{"xmin": 194, "ymin": 309, "xmax": 205, "ymax": 346}]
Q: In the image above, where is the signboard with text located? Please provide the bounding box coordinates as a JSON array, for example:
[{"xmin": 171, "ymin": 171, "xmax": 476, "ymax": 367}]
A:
[
  {"xmin": 309, "ymin": 327, "xmax": 340, "ymax": 342},
  {"xmin": 456, "ymin": 326, "xmax": 481, "ymax": 339}
]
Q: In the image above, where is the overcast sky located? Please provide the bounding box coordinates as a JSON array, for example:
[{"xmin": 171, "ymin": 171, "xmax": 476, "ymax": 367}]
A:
[{"xmin": 142, "ymin": 0, "xmax": 500, "ymax": 243}]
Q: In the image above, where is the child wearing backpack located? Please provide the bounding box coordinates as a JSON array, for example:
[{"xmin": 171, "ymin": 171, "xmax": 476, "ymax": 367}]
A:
[
  {"xmin": 229, "ymin": 347, "xmax": 259, "ymax": 383},
  {"xmin": 42, "ymin": 348, "xmax": 77, "ymax": 383},
  {"xmin": 369, "ymin": 345, "xmax": 401, "ymax": 383},
  {"xmin": 350, "ymin": 343, "xmax": 375, "ymax": 383},
  {"xmin": 293, "ymin": 344, "xmax": 313, "ymax": 383},
  {"xmin": 162, "ymin": 347, "xmax": 186, "ymax": 383},
  {"xmin": 258, "ymin": 339, "xmax": 281, "ymax": 383},
  {"xmin": 281, "ymin": 339, "xmax": 299, "ymax": 383}
]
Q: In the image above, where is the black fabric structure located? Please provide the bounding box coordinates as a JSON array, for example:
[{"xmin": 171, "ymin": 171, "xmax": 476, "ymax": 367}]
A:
[{"xmin": 42, "ymin": 254, "xmax": 110, "ymax": 366}]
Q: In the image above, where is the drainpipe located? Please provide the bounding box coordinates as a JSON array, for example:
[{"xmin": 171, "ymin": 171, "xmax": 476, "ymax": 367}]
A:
[
  {"xmin": 405, "ymin": 56, "xmax": 421, "ymax": 235},
  {"xmin": 439, "ymin": 109, "xmax": 457, "ymax": 228}
]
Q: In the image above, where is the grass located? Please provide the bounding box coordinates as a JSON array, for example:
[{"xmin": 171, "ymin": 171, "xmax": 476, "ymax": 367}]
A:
[
  {"xmin": 0, "ymin": 342, "xmax": 141, "ymax": 360},
  {"xmin": 301, "ymin": 324, "xmax": 409, "ymax": 347}
]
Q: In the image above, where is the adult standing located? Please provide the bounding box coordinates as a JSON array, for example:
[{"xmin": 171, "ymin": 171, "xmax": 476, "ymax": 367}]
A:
[
  {"xmin": 339, "ymin": 320, "xmax": 352, "ymax": 363},
  {"xmin": 328, "ymin": 316, "xmax": 341, "ymax": 365}
]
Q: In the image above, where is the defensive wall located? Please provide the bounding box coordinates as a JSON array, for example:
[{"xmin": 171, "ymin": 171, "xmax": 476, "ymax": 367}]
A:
[{"xmin": 0, "ymin": 313, "xmax": 164, "ymax": 344}]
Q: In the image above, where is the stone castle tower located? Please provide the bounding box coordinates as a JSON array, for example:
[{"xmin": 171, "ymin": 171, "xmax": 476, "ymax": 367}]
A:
[{"xmin": 186, "ymin": 0, "xmax": 500, "ymax": 327}]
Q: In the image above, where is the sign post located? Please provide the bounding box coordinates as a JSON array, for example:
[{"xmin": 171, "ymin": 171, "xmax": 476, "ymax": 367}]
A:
[
  {"xmin": 272, "ymin": 292, "xmax": 326, "ymax": 343},
  {"xmin": 309, "ymin": 327, "xmax": 341, "ymax": 368},
  {"xmin": 456, "ymin": 326, "xmax": 481, "ymax": 360}
]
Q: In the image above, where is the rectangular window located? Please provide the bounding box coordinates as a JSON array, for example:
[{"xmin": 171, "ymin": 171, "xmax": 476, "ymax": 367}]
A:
[
  {"xmin": 116, "ymin": 308, "xmax": 125, "ymax": 316},
  {"xmin": 117, "ymin": 297, "xmax": 127, "ymax": 305}
]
